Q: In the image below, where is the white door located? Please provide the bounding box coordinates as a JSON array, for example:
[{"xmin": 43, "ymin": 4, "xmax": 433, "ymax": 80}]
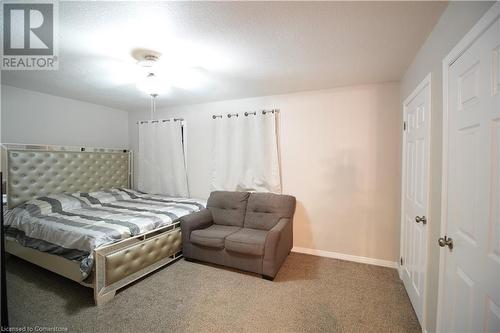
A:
[
  {"xmin": 401, "ymin": 74, "xmax": 431, "ymax": 325},
  {"xmin": 439, "ymin": 7, "xmax": 500, "ymax": 333}
]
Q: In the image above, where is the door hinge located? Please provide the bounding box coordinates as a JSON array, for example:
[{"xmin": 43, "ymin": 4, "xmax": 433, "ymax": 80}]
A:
[
  {"xmin": 400, "ymin": 257, "xmax": 403, "ymax": 266},
  {"xmin": 403, "ymin": 121, "xmax": 407, "ymax": 131}
]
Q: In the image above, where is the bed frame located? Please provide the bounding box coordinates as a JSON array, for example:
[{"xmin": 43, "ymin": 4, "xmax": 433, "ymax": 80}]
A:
[{"xmin": 2, "ymin": 144, "xmax": 183, "ymax": 305}]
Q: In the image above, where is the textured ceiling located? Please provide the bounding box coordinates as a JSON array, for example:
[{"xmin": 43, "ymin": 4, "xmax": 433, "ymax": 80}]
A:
[{"xmin": 2, "ymin": 1, "xmax": 447, "ymax": 111}]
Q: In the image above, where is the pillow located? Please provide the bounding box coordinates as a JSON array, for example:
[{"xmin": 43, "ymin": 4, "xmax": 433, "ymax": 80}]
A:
[
  {"xmin": 20, "ymin": 193, "xmax": 84, "ymax": 215},
  {"xmin": 77, "ymin": 188, "xmax": 132, "ymax": 205}
]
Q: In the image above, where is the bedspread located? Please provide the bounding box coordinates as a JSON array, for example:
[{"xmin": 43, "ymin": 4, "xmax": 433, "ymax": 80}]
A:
[{"xmin": 4, "ymin": 188, "xmax": 206, "ymax": 278}]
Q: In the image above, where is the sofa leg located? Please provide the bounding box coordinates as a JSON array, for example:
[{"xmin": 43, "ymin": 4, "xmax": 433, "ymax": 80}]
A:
[
  {"xmin": 262, "ymin": 275, "xmax": 274, "ymax": 281},
  {"xmin": 184, "ymin": 257, "xmax": 195, "ymax": 262}
]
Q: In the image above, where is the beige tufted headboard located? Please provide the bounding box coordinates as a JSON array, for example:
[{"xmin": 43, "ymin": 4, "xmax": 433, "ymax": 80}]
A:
[{"xmin": 6, "ymin": 149, "xmax": 130, "ymax": 209}]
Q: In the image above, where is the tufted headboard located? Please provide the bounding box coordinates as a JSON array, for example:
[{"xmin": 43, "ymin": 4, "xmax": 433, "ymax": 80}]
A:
[{"xmin": 6, "ymin": 149, "xmax": 130, "ymax": 209}]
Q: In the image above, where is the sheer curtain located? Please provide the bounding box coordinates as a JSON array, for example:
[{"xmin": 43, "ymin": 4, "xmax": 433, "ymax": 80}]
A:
[
  {"xmin": 138, "ymin": 120, "xmax": 189, "ymax": 197},
  {"xmin": 212, "ymin": 112, "xmax": 281, "ymax": 193}
]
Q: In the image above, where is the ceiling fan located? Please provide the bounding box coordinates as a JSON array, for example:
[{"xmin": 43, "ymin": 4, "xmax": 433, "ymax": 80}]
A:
[{"xmin": 133, "ymin": 48, "xmax": 206, "ymax": 96}]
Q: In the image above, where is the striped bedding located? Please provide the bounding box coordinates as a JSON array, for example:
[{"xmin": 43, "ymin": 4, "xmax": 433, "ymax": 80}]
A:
[{"xmin": 4, "ymin": 188, "xmax": 206, "ymax": 278}]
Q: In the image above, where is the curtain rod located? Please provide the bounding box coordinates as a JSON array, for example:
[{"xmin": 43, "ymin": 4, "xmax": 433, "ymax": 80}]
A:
[
  {"xmin": 137, "ymin": 118, "xmax": 184, "ymax": 124},
  {"xmin": 212, "ymin": 109, "xmax": 280, "ymax": 120}
]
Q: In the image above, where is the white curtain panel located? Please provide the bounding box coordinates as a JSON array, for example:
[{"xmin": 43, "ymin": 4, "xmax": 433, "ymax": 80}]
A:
[
  {"xmin": 212, "ymin": 112, "xmax": 281, "ymax": 193},
  {"xmin": 138, "ymin": 120, "xmax": 189, "ymax": 197}
]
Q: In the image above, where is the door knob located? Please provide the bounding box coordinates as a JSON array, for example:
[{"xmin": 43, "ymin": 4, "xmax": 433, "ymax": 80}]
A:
[
  {"xmin": 438, "ymin": 236, "xmax": 453, "ymax": 250},
  {"xmin": 415, "ymin": 216, "xmax": 427, "ymax": 224}
]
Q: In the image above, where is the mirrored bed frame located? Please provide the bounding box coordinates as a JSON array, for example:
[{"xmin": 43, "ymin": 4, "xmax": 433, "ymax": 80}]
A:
[{"xmin": 2, "ymin": 144, "xmax": 183, "ymax": 305}]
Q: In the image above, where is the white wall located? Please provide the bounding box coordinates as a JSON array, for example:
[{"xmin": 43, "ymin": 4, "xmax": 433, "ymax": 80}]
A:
[
  {"xmin": 1, "ymin": 85, "xmax": 129, "ymax": 148},
  {"xmin": 400, "ymin": 1, "xmax": 494, "ymax": 332},
  {"xmin": 130, "ymin": 82, "xmax": 401, "ymax": 263}
]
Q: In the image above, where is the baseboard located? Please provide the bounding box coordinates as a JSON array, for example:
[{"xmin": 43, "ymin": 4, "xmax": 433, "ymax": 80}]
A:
[{"xmin": 292, "ymin": 246, "xmax": 398, "ymax": 269}]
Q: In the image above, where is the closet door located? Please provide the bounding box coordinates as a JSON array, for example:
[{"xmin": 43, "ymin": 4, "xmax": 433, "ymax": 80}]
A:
[
  {"xmin": 439, "ymin": 6, "xmax": 500, "ymax": 332},
  {"xmin": 401, "ymin": 75, "xmax": 431, "ymax": 325}
]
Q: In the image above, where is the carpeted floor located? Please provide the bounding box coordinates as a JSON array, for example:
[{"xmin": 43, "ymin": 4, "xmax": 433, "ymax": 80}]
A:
[{"xmin": 5, "ymin": 253, "xmax": 420, "ymax": 332}]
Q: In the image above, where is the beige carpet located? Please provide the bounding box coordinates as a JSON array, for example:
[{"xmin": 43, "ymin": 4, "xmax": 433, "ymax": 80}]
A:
[{"xmin": 6, "ymin": 253, "xmax": 420, "ymax": 332}]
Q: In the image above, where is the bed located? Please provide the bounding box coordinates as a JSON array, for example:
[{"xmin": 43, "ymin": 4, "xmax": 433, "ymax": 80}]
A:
[{"xmin": 2, "ymin": 145, "xmax": 205, "ymax": 304}]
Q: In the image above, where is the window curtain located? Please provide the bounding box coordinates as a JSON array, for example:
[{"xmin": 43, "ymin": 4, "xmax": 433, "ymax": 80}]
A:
[
  {"xmin": 138, "ymin": 120, "xmax": 189, "ymax": 197},
  {"xmin": 212, "ymin": 112, "xmax": 281, "ymax": 193}
]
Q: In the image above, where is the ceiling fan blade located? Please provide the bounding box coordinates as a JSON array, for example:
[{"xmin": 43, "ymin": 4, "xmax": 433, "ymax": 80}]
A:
[{"xmin": 87, "ymin": 56, "xmax": 141, "ymax": 86}]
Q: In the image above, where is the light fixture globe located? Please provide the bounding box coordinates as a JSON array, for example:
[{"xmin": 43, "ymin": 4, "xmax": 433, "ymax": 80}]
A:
[{"xmin": 136, "ymin": 72, "xmax": 168, "ymax": 95}]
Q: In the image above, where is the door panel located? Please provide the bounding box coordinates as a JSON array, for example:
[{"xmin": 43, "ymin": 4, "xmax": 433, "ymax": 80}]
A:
[
  {"xmin": 458, "ymin": 61, "xmax": 480, "ymax": 110},
  {"xmin": 416, "ymin": 137, "xmax": 425, "ymax": 205},
  {"xmin": 407, "ymin": 141, "xmax": 415, "ymax": 200},
  {"xmin": 493, "ymin": 46, "xmax": 500, "ymax": 96},
  {"xmin": 452, "ymin": 267, "xmax": 475, "ymax": 333},
  {"xmin": 404, "ymin": 214, "xmax": 412, "ymax": 278},
  {"xmin": 413, "ymin": 224, "xmax": 423, "ymax": 296},
  {"xmin": 455, "ymin": 125, "xmax": 479, "ymax": 244},
  {"xmin": 491, "ymin": 119, "xmax": 500, "ymax": 264},
  {"xmin": 484, "ymin": 298, "xmax": 500, "ymax": 332}
]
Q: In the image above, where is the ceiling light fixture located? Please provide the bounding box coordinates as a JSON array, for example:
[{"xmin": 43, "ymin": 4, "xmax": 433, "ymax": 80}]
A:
[
  {"xmin": 135, "ymin": 52, "xmax": 169, "ymax": 95},
  {"xmin": 136, "ymin": 72, "xmax": 169, "ymax": 95},
  {"xmin": 136, "ymin": 54, "xmax": 159, "ymax": 73},
  {"xmin": 134, "ymin": 50, "xmax": 206, "ymax": 96}
]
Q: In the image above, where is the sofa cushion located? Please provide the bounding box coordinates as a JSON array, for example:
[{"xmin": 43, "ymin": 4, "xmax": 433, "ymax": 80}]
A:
[
  {"xmin": 244, "ymin": 193, "xmax": 296, "ymax": 230},
  {"xmin": 207, "ymin": 191, "xmax": 250, "ymax": 227},
  {"xmin": 190, "ymin": 225, "xmax": 241, "ymax": 249},
  {"xmin": 225, "ymin": 228, "xmax": 268, "ymax": 256}
]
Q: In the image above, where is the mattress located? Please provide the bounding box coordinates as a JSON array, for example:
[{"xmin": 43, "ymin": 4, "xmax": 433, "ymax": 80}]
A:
[{"xmin": 4, "ymin": 188, "xmax": 206, "ymax": 278}]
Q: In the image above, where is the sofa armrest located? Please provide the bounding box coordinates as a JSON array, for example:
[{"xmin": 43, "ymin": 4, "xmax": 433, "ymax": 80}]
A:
[
  {"xmin": 181, "ymin": 208, "xmax": 213, "ymax": 226},
  {"xmin": 180, "ymin": 209, "xmax": 213, "ymax": 256},
  {"xmin": 263, "ymin": 217, "xmax": 293, "ymax": 278}
]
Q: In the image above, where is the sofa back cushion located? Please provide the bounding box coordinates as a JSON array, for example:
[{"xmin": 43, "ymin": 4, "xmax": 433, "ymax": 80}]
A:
[
  {"xmin": 244, "ymin": 193, "xmax": 296, "ymax": 230},
  {"xmin": 207, "ymin": 191, "xmax": 250, "ymax": 227}
]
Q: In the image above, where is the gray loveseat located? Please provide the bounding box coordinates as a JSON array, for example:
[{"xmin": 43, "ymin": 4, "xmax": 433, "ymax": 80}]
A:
[{"xmin": 180, "ymin": 191, "xmax": 296, "ymax": 280}]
